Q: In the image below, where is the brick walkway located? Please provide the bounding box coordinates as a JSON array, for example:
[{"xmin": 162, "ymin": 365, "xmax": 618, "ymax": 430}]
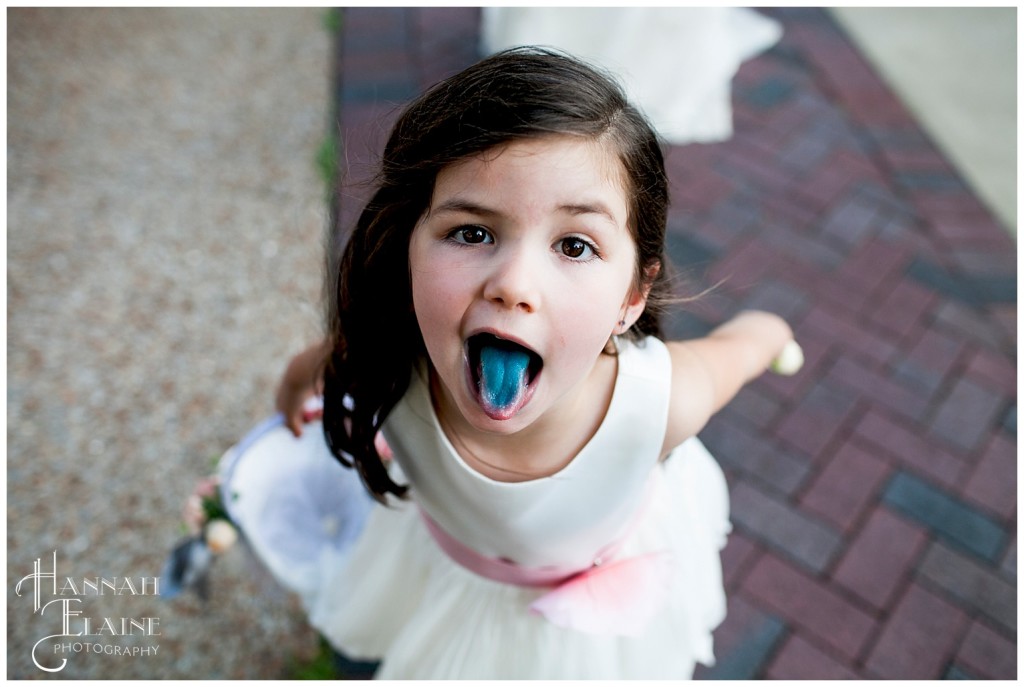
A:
[{"xmin": 331, "ymin": 8, "xmax": 1016, "ymax": 679}]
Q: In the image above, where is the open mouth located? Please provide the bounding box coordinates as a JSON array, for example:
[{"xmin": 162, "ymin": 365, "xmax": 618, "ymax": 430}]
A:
[{"xmin": 465, "ymin": 333, "xmax": 543, "ymax": 420}]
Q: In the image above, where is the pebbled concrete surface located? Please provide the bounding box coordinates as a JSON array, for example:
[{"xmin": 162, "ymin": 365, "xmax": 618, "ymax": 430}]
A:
[{"xmin": 8, "ymin": 8, "xmax": 331, "ymax": 678}]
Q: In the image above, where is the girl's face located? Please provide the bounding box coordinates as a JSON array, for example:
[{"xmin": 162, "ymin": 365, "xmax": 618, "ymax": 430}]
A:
[{"xmin": 409, "ymin": 135, "xmax": 648, "ymax": 436}]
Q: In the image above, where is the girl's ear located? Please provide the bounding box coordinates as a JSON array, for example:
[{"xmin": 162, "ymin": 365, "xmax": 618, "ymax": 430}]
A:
[{"xmin": 617, "ymin": 261, "xmax": 660, "ymax": 333}]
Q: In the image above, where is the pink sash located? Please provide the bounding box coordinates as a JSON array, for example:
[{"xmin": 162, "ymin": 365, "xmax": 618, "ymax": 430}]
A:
[{"xmin": 418, "ymin": 506, "xmax": 674, "ymax": 637}]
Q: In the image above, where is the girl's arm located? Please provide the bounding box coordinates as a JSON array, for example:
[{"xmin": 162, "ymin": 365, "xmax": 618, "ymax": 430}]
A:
[
  {"xmin": 275, "ymin": 339, "xmax": 331, "ymax": 437},
  {"xmin": 661, "ymin": 310, "xmax": 794, "ymax": 456}
]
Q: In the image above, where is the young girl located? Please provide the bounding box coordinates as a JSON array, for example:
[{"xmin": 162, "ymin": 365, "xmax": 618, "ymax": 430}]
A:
[{"xmin": 273, "ymin": 48, "xmax": 796, "ymax": 679}]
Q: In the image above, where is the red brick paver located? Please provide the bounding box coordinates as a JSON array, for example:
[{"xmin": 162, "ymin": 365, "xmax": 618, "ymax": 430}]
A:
[
  {"xmin": 955, "ymin": 620, "xmax": 1018, "ymax": 680},
  {"xmin": 743, "ymin": 554, "xmax": 877, "ymax": 661},
  {"xmin": 831, "ymin": 507, "xmax": 929, "ymax": 610},
  {"xmin": 798, "ymin": 440, "xmax": 891, "ymax": 532},
  {"xmin": 765, "ymin": 633, "xmax": 861, "ymax": 680},
  {"xmin": 862, "ymin": 583, "xmax": 969, "ymax": 679},
  {"xmin": 962, "ymin": 433, "xmax": 1017, "ymax": 520}
]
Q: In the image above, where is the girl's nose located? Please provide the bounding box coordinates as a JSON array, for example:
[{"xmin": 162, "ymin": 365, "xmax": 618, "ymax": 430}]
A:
[{"xmin": 483, "ymin": 246, "xmax": 541, "ymax": 313}]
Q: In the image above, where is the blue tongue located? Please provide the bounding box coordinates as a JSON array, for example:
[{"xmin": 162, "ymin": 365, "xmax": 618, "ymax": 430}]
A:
[{"xmin": 479, "ymin": 345, "xmax": 531, "ymax": 411}]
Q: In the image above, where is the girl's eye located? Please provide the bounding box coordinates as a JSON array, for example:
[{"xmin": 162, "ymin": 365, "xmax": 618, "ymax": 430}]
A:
[
  {"xmin": 558, "ymin": 237, "xmax": 597, "ymax": 260},
  {"xmin": 448, "ymin": 225, "xmax": 493, "ymax": 245}
]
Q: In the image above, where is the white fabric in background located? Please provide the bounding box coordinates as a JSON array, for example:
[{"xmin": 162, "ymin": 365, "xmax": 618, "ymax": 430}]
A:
[{"xmin": 481, "ymin": 7, "xmax": 783, "ymax": 145}]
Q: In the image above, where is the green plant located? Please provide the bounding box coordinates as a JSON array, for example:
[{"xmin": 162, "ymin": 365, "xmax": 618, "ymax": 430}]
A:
[
  {"xmin": 288, "ymin": 636, "xmax": 339, "ymax": 680},
  {"xmin": 316, "ymin": 134, "xmax": 340, "ymax": 192},
  {"xmin": 322, "ymin": 8, "xmax": 342, "ymax": 34}
]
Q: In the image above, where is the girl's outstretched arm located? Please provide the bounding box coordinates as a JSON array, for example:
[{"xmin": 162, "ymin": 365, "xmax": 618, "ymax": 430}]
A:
[
  {"xmin": 275, "ymin": 339, "xmax": 330, "ymax": 437},
  {"xmin": 661, "ymin": 310, "xmax": 794, "ymax": 456}
]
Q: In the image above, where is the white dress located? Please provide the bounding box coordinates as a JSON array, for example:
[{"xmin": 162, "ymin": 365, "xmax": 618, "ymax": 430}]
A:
[{"xmin": 295, "ymin": 336, "xmax": 732, "ymax": 679}]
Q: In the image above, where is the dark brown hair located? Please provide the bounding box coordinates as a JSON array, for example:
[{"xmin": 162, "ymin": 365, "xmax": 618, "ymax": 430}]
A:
[{"xmin": 322, "ymin": 47, "xmax": 670, "ymax": 501}]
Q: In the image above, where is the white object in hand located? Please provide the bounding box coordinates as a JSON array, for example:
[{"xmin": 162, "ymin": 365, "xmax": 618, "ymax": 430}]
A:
[
  {"xmin": 205, "ymin": 519, "xmax": 238, "ymax": 554},
  {"xmin": 770, "ymin": 340, "xmax": 804, "ymax": 376}
]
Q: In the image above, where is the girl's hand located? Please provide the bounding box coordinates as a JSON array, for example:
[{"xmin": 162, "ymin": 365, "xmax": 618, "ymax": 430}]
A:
[{"xmin": 275, "ymin": 341, "xmax": 330, "ymax": 437}]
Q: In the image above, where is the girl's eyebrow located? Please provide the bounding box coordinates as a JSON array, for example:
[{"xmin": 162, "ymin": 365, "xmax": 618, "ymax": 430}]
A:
[
  {"xmin": 430, "ymin": 198, "xmax": 619, "ymax": 225},
  {"xmin": 560, "ymin": 202, "xmax": 619, "ymax": 225},
  {"xmin": 430, "ymin": 199, "xmax": 499, "ymax": 218}
]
